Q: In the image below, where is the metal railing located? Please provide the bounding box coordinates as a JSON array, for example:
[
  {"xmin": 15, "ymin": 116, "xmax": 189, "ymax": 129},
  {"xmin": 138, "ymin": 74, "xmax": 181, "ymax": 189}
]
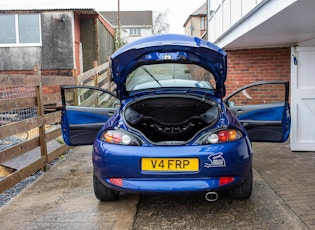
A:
[{"xmin": 208, "ymin": 0, "xmax": 266, "ymax": 43}]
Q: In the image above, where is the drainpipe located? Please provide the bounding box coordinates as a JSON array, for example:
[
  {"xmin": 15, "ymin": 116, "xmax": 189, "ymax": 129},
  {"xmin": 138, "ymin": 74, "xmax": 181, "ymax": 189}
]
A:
[{"xmin": 117, "ymin": 0, "xmax": 121, "ymax": 45}]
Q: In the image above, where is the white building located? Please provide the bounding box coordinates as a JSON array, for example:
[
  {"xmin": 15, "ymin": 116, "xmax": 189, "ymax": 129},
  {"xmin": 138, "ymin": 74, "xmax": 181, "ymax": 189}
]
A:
[
  {"xmin": 207, "ymin": 0, "xmax": 315, "ymax": 151},
  {"xmin": 183, "ymin": 2, "xmax": 208, "ymax": 38},
  {"xmin": 101, "ymin": 11, "xmax": 153, "ymax": 44}
]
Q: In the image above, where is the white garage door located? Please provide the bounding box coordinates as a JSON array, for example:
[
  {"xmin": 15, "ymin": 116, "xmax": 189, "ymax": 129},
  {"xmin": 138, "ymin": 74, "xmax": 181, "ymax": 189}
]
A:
[{"xmin": 291, "ymin": 46, "xmax": 315, "ymax": 151}]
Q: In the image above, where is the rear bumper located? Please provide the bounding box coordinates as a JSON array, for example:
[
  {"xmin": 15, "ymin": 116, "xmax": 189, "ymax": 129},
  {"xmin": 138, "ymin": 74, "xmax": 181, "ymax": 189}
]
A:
[
  {"xmin": 101, "ymin": 177, "xmax": 244, "ymax": 194},
  {"xmin": 92, "ymin": 137, "xmax": 252, "ymax": 193}
]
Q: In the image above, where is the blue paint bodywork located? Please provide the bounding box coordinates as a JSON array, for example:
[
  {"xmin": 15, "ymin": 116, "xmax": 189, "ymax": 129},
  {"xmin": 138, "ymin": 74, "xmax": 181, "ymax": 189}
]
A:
[
  {"xmin": 61, "ymin": 34, "xmax": 291, "ymax": 197},
  {"xmin": 111, "ymin": 34, "xmax": 227, "ymax": 99},
  {"xmin": 238, "ymin": 106, "xmax": 284, "ymax": 121},
  {"xmin": 92, "ymin": 134, "xmax": 252, "ymax": 193}
]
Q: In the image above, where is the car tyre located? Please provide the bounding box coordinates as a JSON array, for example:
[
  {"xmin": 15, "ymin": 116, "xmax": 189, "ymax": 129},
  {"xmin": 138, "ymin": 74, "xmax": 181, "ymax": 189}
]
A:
[
  {"xmin": 93, "ymin": 173, "xmax": 119, "ymax": 201},
  {"xmin": 229, "ymin": 167, "xmax": 253, "ymax": 199}
]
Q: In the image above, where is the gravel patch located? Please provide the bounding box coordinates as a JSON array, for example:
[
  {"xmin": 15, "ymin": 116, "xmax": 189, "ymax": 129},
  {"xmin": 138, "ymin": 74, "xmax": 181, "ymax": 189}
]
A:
[
  {"xmin": 0, "ymin": 170, "xmax": 43, "ymax": 207},
  {"xmin": 0, "ymin": 150, "xmax": 70, "ymax": 208}
]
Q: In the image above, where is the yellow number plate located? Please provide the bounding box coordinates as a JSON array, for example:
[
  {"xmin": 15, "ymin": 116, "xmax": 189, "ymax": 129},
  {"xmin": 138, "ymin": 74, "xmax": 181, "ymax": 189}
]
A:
[{"xmin": 141, "ymin": 158, "xmax": 199, "ymax": 171}]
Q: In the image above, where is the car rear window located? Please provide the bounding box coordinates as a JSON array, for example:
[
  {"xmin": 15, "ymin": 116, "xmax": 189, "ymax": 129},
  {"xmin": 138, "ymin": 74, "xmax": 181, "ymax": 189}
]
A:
[{"xmin": 125, "ymin": 63, "xmax": 216, "ymax": 92}]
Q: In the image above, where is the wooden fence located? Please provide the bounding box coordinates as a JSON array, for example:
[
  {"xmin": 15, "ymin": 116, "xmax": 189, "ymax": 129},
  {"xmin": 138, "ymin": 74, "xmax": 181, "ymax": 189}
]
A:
[{"xmin": 0, "ymin": 62, "xmax": 114, "ymax": 193}]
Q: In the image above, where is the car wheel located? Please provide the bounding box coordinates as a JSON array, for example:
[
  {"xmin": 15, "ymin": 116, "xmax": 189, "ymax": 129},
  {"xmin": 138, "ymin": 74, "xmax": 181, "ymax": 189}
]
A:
[
  {"xmin": 93, "ymin": 173, "xmax": 119, "ymax": 201},
  {"xmin": 229, "ymin": 167, "xmax": 253, "ymax": 199}
]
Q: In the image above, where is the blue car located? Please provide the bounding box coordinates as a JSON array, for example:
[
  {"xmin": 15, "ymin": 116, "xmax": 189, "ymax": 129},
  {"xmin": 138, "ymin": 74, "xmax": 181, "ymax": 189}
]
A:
[{"xmin": 61, "ymin": 34, "xmax": 290, "ymax": 201}]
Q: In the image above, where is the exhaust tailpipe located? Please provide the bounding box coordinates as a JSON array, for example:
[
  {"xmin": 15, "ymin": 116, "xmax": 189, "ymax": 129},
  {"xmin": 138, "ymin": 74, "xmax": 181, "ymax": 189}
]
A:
[{"xmin": 205, "ymin": 191, "xmax": 218, "ymax": 202}]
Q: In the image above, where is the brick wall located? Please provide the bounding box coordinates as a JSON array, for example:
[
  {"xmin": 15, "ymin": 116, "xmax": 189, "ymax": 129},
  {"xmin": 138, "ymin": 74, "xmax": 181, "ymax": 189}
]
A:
[
  {"xmin": 0, "ymin": 69, "xmax": 73, "ymax": 95},
  {"xmin": 225, "ymin": 47, "xmax": 291, "ymax": 95},
  {"xmin": 0, "ymin": 69, "xmax": 73, "ymax": 76}
]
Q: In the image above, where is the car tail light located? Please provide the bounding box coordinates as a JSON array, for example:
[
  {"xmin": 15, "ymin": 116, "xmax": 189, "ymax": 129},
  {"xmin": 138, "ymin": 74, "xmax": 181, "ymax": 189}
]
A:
[
  {"xmin": 228, "ymin": 129, "xmax": 238, "ymax": 141},
  {"xmin": 198, "ymin": 128, "xmax": 242, "ymax": 145},
  {"xmin": 109, "ymin": 178, "xmax": 123, "ymax": 187},
  {"xmin": 218, "ymin": 130, "xmax": 229, "ymax": 142},
  {"xmin": 219, "ymin": 177, "xmax": 235, "ymax": 186},
  {"xmin": 101, "ymin": 129, "xmax": 141, "ymax": 146}
]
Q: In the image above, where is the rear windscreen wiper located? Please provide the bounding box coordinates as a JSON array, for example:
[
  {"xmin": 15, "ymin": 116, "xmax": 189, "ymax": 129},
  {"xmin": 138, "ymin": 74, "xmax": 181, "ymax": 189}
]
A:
[{"xmin": 140, "ymin": 66, "xmax": 163, "ymax": 87}]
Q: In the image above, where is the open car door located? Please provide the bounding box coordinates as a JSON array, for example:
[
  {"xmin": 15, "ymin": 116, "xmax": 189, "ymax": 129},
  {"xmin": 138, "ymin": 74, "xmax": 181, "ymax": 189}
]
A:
[
  {"xmin": 61, "ymin": 86, "xmax": 119, "ymax": 146},
  {"xmin": 224, "ymin": 81, "xmax": 290, "ymax": 142}
]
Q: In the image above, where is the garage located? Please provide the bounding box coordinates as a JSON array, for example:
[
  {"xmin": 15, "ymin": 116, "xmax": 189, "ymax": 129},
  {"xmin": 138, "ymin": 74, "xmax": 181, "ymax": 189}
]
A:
[{"xmin": 208, "ymin": 0, "xmax": 315, "ymax": 151}]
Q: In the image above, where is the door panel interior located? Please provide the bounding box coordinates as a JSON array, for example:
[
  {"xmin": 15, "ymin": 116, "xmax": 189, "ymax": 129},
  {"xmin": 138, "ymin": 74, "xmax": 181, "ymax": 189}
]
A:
[
  {"xmin": 61, "ymin": 86, "xmax": 119, "ymax": 146},
  {"xmin": 224, "ymin": 81, "xmax": 290, "ymax": 142},
  {"xmin": 232, "ymin": 104, "xmax": 284, "ymax": 142},
  {"xmin": 63, "ymin": 107, "xmax": 117, "ymax": 145}
]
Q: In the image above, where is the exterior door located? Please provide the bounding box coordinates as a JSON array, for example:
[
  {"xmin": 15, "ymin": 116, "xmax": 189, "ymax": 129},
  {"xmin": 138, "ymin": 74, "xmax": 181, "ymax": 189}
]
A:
[{"xmin": 291, "ymin": 46, "xmax": 315, "ymax": 151}]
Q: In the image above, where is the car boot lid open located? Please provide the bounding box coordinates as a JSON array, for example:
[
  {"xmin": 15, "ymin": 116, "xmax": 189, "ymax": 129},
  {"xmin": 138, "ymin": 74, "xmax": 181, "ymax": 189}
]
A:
[{"xmin": 111, "ymin": 34, "xmax": 227, "ymax": 100}]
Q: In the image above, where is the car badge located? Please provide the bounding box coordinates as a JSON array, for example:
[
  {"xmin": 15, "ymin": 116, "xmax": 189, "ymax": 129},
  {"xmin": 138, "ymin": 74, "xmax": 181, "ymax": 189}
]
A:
[
  {"xmin": 162, "ymin": 54, "xmax": 172, "ymax": 60},
  {"xmin": 204, "ymin": 152, "xmax": 226, "ymax": 168}
]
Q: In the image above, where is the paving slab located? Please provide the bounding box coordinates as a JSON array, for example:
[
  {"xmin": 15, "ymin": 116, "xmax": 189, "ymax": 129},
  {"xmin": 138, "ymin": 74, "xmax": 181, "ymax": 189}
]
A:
[
  {"xmin": 253, "ymin": 141, "xmax": 315, "ymax": 230},
  {"xmin": 133, "ymin": 170, "xmax": 307, "ymax": 230}
]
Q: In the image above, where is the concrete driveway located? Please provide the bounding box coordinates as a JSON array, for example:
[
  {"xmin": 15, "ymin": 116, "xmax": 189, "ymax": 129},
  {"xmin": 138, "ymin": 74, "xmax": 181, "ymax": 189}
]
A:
[
  {"xmin": 0, "ymin": 146, "xmax": 138, "ymax": 230},
  {"xmin": 0, "ymin": 143, "xmax": 311, "ymax": 229}
]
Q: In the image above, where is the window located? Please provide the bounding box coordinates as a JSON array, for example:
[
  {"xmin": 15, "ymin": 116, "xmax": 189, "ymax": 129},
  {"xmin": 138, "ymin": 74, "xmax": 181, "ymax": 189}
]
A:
[
  {"xmin": 126, "ymin": 63, "xmax": 216, "ymax": 92},
  {"xmin": 0, "ymin": 14, "xmax": 41, "ymax": 46},
  {"xmin": 129, "ymin": 28, "xmax": 141, "ymax": 36},
  {"xmin": 227, "ymin": 83, "xmax": 286, "ymax": 106},
  {"xmin": 200, "ymin": 16, "xmax": 206, "ymax": 30}
]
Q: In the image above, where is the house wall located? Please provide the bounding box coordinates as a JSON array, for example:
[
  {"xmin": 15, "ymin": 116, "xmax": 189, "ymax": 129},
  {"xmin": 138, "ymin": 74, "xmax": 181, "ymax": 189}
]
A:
[
  {"xmin": 184, "ymin": 19, "xmax": 192, "ymax": 36},
  {"xmin": 73, "ymin": 12, "xmax": 82, "ymax": 74},
  {"xmin": 80, "ymin": 18, "xmax": 98, "ymax": 72},
  {"xmin": 184, "ymin": 17, "xmax": 201, "ymax": 37},
  {"xmin": 0, "ymin": 47, "xmax": 41, "ymax": 71},
  {"xmin": 0, "ymin": 12, "xmax": 74, "ymax": 75},
  {"xmin": 125, "ymin": 27, "xmax": 153, "ymax": 43},
  {"xmin": 80, "ymin": 18, "xmax": 114, "ymax": 72},
  {"xmin": 225, "ymin": 47, "xmax": 291, "ymax": 96},
  {"xmin": 98, "ymin": 20, "xmax": 115, "ymax": 65},
  {"xmin": 41, "ymin": 12, "xmax": 74, "ymax": 71}
]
